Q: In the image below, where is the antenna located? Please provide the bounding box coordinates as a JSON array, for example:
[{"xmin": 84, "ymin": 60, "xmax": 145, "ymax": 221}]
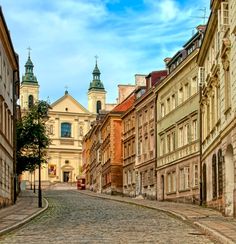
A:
[{"xmin": 191, "ymin": 7, "xmax": 208, "ymax": 25}]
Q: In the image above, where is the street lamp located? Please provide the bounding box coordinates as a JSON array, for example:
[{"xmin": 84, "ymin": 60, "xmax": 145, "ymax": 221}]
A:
[{"xmin": 37, "ymin": 101, "xmax": 50, "ymax": 208}]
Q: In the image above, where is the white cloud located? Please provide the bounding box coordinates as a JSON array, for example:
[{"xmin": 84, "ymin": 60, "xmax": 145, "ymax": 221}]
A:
[{"xmin": 1, "ymin": 0, "xmax": 209, "ymax": 106}]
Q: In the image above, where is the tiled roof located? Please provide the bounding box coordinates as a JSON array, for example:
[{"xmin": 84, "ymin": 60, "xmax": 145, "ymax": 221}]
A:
[{"xmin": 112, "ymin": 93, "xmax": 135, "ymax": 113}]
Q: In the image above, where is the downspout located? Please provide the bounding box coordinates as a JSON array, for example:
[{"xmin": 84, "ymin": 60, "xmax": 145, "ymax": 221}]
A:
[
  {"xmin": 199, "ymin": 81, "xmax": 203, "ymax": 206},
  {"xmin": 154, "ymin": 88, "xmax": 158, "ymax": 200},
  {"xmin": 13, "ymin": 69, "xmax": 19, "ymax": 204}
]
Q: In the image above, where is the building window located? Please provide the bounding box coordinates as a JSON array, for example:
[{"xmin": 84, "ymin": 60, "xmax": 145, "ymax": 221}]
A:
[
  {"xmin": 61, "ymin": 122, "xmax": 71, "ymax": 137},
  {"xmin": 28, "ymin": 95, "xmax": 34, "ymax": 108},
  {"xmin": 184, "ymin": 83, "xmax": 189, "ymax": 101},
  {"xmin": 191, "ymin": 76, "xmax": 197, "ymax": 95},
  {"xmin": 179, "ymin": 166, "xmax": 190, "ymax": 190},
  {"xmin": 96, "ymin": 100, "xmax": 102, "ymax": 114},
  {"xmin": 167, "ymin": 171, "xmax": 176, "ymax": 193},
  {"xmin": 178, "ymin": 127, "xmax": 183, "ymax": 147},
  {"xmin": 223, "ymin": 59, "xmax": 231, "ymax": 111},
  {"xmin": 166, "ymin": 134, "xmax": 171, "ymax": 153},
  {"xmin": 160, "ymin": 138, "xmax": 165, "ymax": 156},
  {"xmin": 192, "ymin": 119, "xmax": 197, "ymax": 141},
  {"xmin": 161, "ymin": 103, "xmax": 165, "ymax": 117},
  {"xmin": 171, "ymin": 94, "xmax": 176, "ymax": 110},
  {"xmin": 193, "ymin": 163, "xmax": 198, "ymax": 187},
  {"xmin": 178, "ymin": 87, "xmax": 183, "ymax": 104},
  {"xmin": 166, "ymin": 98, "xmax": 170, "ymax": 113}
]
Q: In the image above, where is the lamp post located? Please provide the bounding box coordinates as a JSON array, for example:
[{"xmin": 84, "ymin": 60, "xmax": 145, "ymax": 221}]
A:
[{"xmin": 37, "ymin": 101, "xmax": 50, "ymax": 208}]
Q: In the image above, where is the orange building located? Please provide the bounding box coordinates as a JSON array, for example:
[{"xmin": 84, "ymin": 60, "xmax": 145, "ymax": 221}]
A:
[
  {"xmin": 121, "ymin": 93, "xmax": 136, "ymax": 197},
  {"xmin": 100, "ymin": 94, "xmax": 135, "ymax": 194}
]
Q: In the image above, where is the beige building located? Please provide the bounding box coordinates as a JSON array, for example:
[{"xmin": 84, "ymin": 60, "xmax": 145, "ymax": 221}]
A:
[
  {"xmin": 0, "ymin": 8, "xmax": 19, "ymax": 207},
  {"xmin": 135, "ymin": 71, "xmax": 167, "ymax": 199},
  {"xmin": 198, "ymin": 0, "xmax": 236, "ymax": 216},
  {"xmin": 21, "ymin": 59, "xmax": 109, "ymax": 187},
  {"xmin": 156, "ymin": 27, "xmax": 205, "ymax": 203}
]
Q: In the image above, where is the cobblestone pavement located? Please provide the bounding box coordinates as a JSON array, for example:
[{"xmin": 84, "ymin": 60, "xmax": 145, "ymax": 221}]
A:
[{"xmin": 0, "ymin": 190, "xmax": 217, "ymax": 244}]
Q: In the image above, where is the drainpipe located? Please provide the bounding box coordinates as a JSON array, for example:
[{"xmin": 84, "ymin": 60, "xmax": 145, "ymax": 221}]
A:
[
  {"xmin": 199, "ymin": 84, "xmax": 203, "ymax": 206},
  {"xmin": 154, "ymin": 89, "xmax": 158, "ymax": 200},
  {"xmin": 13, "ymin": 69, "xmax": 19, "ymax": 204}
]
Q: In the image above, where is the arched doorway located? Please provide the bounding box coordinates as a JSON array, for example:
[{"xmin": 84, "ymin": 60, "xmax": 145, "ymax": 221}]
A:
[{"xmin": 225, "ymin": 144, "xmax": 235, "ymax": 216}]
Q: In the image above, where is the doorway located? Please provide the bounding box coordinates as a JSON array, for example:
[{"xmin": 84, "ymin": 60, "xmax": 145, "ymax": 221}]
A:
[
  {"xmin": 202, "ymin": 163, "xmax": 207, "ymax": 204},
  {"xmin": 63, "ymin": 171, "xmax": 70, "ymax": 182},
  {"xmin": 161, "ymin": 175, "xmax": 165, "ymax": 201},
  {"xmin": 225, "ymin": 144, "xmax": 234, "ymax": 216}
]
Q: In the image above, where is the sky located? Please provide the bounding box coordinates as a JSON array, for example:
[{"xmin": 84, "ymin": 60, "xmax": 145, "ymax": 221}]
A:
[{"xmin": 1, "ymin": 0, "xmax": 210, "ymax": 108}]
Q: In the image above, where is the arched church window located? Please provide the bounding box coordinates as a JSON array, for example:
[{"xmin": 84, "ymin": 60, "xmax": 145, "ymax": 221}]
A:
[
  {"xmin": 28, "ymin": 95, "xmax": 34, "ymax": 108},
  {"xmin": 96, "ymin": 100, "xmax": 101, "ymax": 114},
  {"xmin": 61, "ymin": 122, "xmax": 71, "ymax": 138}
]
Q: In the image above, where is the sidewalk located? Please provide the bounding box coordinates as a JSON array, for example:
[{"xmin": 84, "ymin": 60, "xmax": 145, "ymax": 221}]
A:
[
  {"xmin": 0, "ymin": 190, "xmax": 48, "ymax": 236},
  {"xmin": 79, "ymin": 190, "xmax": 236, "ymax": 244}
]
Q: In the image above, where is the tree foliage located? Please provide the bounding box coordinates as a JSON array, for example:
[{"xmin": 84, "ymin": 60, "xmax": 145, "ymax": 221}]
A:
[{"xmin": 16, "ymin": 100, "xmax": 51, "ymax": 175}]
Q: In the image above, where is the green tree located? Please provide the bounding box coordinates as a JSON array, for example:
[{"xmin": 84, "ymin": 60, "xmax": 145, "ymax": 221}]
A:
[{"xmin": 16, "ymin": 100, "xmax": 51, "ymax": 175}]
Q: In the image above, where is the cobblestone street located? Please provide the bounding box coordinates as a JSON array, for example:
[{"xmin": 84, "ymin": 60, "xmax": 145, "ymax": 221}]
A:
[{"xmin": 0, "ymin": 190, "xmax": 216, "ymax": 244}]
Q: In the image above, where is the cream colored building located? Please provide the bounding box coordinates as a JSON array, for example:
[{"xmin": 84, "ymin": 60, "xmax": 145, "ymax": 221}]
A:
[
  {"xmin": 0, "ymin": 8, "xmax": 19, "ymax": 207},
  {"xmin": 21, "ymin": 59, "xmax": 110, "ymax": 187},
  {"xmin": 198, "ymin": 0, "xmax": 236, "ymax": 216},
  {"xmin": 156, "ymin": 27, "xmax": 205, "ymax": 203},
  {"xmin": 135, "ymin": 71, "xmax": 167, "ymax": 199}
]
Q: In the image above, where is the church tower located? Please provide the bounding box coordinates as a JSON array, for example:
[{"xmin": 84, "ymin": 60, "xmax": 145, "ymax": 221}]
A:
[
  {"xmin": 20, "ymin": 49, "xmax": 39, "ymax": 113},
  {"xmin": 88, "ymin": 57, "xmax": 106, "ymax": 114}
]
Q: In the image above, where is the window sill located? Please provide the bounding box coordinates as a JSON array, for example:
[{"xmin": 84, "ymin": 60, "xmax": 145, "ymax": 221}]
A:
[
  {"xmin": 166, "ymin": 191, "xmax": 176, "ymax": 195},
  {"xmin": 179, "ymin": 188, "xmax": 190, "ymax": 193}
]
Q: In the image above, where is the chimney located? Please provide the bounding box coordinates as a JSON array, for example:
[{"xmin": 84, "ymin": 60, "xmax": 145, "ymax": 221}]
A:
[{"xmin": 196, "ymin": 25, "xmax": 206, "ymax": 32}]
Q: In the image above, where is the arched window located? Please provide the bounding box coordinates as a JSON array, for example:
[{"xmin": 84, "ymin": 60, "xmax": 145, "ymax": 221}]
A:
[
  {"xmin": 28, "ymin": 95, "xmax": 34, "ymax": 108},
  {"xmin": 212, "ymin": 154, "xmax": 217, "ymax": 199},
  {"xmin": 218, "ymin": 149, "xmax": 223, "ymax": 197},
  {"xmin": 61, "ymin": 122, "xmax": 71, "ymax": 137},
  {"xmin": 96, "ymin": 100, "xmax": 101, "ymax": 114}
]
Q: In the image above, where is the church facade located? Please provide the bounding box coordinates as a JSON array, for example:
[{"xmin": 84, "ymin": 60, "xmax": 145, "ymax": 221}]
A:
[{"xmin": 20, "ymin": 56, "xmax": 106, "ymax": 187}]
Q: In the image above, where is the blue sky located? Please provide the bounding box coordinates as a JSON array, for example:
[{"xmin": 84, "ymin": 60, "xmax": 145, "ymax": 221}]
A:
[{"xmin": 1, "ymin": 0, "xmax": 209, "ymax": 107}]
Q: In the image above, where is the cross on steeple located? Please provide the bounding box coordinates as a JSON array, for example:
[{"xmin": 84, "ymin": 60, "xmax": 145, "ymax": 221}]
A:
[
  {"xmin": 95, "ymin": 55, "xmax": 98, "ymax": 65},
  {"xmin": 27, "ymin": 47, "xmax": 32, "ymax": 57}
]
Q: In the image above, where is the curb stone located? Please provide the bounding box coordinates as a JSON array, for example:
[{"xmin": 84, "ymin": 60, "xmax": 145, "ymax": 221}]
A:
[{"xmin": 0, "ymin": 197, "xmax": 49, "ymax": 236}]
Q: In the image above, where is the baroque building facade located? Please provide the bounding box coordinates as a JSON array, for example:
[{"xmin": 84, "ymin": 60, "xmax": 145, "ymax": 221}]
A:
[
  {"xmin": 0, "ymin": 8, "xmax": 19, "ymax": 207},
  {"xmin": 135, "ymin": 71, "xmax": 167, "ymax": 200},
  {"xmin": 156, "ymin": 27, "xmax": 205, "ymax": 203},
  {"xmin": 20, "ymin": 59, "xmax": 106, "ymax": 187},
  {"xmin": 198, "ymin": 0, "xmax": 236, "ymax": 216}
]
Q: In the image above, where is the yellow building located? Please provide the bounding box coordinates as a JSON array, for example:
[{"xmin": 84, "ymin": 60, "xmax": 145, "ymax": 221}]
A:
[
  {"xmin": 198, "ymin": 0, "xmax": 236, "ymax": 216},
  {"xmin": 155, "ymin": 26, "xmax": 205, "ymax": 203},
  {"xmin": 21, "ymin": 59, "xmax": 110, "ymax": 187},
  {"xmin": 0, "ymin": 8, "xmax": 19, "ymax": 207}
]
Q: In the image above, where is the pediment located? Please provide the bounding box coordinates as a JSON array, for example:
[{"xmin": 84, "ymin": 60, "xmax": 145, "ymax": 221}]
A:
[{"xmin": 51, "ymin": 94, "xmax": 90, "ymax": 114}]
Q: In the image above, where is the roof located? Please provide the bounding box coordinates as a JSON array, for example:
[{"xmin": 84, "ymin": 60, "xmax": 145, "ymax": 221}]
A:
[
  {"xmin": 147, "ymin": 70, "xmax": 168, "ymax": 87},
  {"xmin": 112, "ymin": 93, "xmax": 135, "ymax": 113}
]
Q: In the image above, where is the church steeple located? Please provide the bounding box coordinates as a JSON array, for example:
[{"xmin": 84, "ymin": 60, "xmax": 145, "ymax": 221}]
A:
[
  {"xmin": 87, "ymin": 56, "xmax": 106, "ymax": 114},
  {"xmin": 89, "ymin": 56, "xmax": 105, "ymax": 91},
  {"xmin": 20, "ymin": 48, "xmax": 39, "ymax": 112},
  {"xmin": 22, "ymin": 47, "xmax": 38, "ymax": 84}
]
